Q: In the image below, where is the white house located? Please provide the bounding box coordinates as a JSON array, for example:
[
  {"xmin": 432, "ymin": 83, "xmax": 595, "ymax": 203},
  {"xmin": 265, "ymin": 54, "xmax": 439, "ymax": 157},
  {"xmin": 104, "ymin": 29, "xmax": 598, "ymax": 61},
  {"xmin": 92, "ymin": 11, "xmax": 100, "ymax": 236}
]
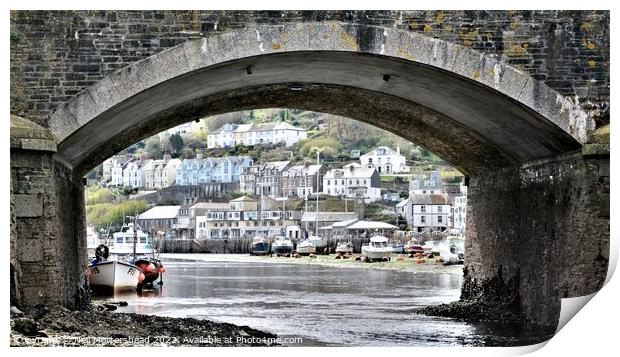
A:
[
  {"xmin": 360, "ymin": 146, "xmax": 409, "ymax": 174},
  {"xmin": 207, "ymin": 121, "xmax": 307, "ymax": 149},
  {"xmin": 405, "ymin": 194, "xmax": 452, "ymax": 233},
  {"xmin": 323, "ymin": 164, "xmax": 382, "ymax": 203},
  {"xmin": 123, "ymin": 159, "xmax": 149, "ymax": 188},
  {"xmin": 452, "ymin": 183, "xmax": 468, "ymax": 234},
  {"xmin": 102, "ymin": 155, "xmax": 130, "ymax": 182}
]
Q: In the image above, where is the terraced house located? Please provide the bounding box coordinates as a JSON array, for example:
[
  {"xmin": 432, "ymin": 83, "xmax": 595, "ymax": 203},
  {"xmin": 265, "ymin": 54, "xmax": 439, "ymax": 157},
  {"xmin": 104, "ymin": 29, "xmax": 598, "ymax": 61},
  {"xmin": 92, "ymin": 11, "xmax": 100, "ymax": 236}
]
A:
[
  {"xmin": 175, "ymin": 155, "xmax": 253, "ymax": 185},
  {"xmin": 207, "ymin": 121, "xmax": 307, "ymax": 148}
]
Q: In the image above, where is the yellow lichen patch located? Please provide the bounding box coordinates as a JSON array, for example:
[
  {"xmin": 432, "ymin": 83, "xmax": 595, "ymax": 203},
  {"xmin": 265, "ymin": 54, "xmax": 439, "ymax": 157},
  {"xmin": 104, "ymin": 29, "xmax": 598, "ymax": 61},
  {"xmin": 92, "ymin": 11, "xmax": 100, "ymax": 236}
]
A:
[
  {"xmin": 442, "ymin": 24, "xmax": 453, "ymax": 33},
  {"xmin": 485, "ymin": 32, "xmax": 493, "ymax": 41},
  {"xmin": 506, "ymin": 44, "xmax": 528, "ymax": 57},
  {"xmin": 271, "ymin": 43, "xmax": 282, "ymax": 50},
  {"xmin": 397, "ymin": 47, "xmax": 415, "ymax": 61},
  {"xmin": 423, "ymin": 24, "xmax": 432, "ymax": 32},
  {"xmin": 281, "ymin": 32, "xmax": 289, "ymax": 41},
  {"xmin": 339, "ymin": 31, "xmax": 359, "ymax": 51},
  {"xmin": 581, "ymin": 22, "xmax": 593, "ymax": 32},
  {"xmin": 507, "ymin": 10, "xmax": 517, "ymax": 16},
  {"xmin": 588, "ymin": 59, "xmax": 597, "ymax": 67},
  {"xmin": 510, "ymin": 22, "xmax": 520, "ymax": 31},
  {"xmin": 473, "ymin": 71, "xmax": 481, "ymax": 79},
  {"xmin": 464, "ymin": 39, "xmax": 473, "ymax": 47},
  {"xmin": 409, "ymin": 22, "xmax": 420, "ymax": 30},
  {"xmin": 435, "ymin": 11, "xmax": 445, "ymax": 23},
  {"xmin": 586, "ymin": 41, "xmax": 596, "ymax": 50},
  {"xmin": 522, "ymin": 42, "xmax": 529, "ymax": 49}
]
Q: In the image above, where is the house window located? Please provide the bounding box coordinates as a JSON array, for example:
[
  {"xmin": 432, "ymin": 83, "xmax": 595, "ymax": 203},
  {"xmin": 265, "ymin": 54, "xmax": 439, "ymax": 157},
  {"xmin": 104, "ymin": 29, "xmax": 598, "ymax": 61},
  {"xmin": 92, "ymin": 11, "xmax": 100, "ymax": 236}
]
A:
[
  {"xmin": 438, "ymin": 216, "xmax": 443, "ymax": 223},
  {"xmin": 421, "ymin": 205, "xmax": 426, "ymax": 212},
  {"xmin": 438, "ymin": 206, "xmax": 442, "ymax": 212},
  {"xmin": 421, "ymin": 216, "xmax": 426, "ymax": 223}
]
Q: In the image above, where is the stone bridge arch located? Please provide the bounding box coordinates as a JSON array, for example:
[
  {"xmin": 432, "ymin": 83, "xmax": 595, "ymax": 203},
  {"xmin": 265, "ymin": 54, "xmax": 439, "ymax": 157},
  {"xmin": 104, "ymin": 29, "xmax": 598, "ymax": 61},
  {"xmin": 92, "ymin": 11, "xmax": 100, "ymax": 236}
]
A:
[
  {"xmin": 48, "ymin": 22, "xmax": 589, "ymax": 176},
  {"xmin": 10, "ymin": 21, "xmax": 609, "ymax": 329}
]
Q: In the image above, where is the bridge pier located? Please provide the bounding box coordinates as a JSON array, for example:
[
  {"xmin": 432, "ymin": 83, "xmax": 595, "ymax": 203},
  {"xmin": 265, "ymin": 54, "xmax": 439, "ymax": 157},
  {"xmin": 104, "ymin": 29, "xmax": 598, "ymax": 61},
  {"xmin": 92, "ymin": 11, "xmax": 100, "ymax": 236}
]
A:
[
  {"xmin": 465, "ymin": 145, "xmax": 609, "ymax": 325},
  {"xmin": 10, "ymin": 115, "xmax": 88, "ymax": 309}
]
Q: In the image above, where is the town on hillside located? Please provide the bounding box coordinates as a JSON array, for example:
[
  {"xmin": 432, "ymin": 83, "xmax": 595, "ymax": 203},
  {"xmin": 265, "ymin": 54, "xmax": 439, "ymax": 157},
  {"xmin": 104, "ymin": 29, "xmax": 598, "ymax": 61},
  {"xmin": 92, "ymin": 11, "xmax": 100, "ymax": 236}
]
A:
[{"xmin": 85, "ymin": 109, "xmax": 467, "ymax": 243}]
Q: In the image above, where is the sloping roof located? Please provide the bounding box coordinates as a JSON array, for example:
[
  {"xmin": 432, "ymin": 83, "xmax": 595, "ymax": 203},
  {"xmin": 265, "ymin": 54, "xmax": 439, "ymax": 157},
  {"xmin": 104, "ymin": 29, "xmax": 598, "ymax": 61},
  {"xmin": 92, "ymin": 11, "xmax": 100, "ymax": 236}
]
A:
[
  {"xmin": 324, "ymin": 166, "xmax": 376, "ymax": 179},
  {"xmin": 230, "ymin": 196, "xmax": 257, "ymax": 202},
  {"xmin": 190, "ymin": 202, "xmax": 230, "ymax": 210},
  {"xmin": 361, "ymin": 146, "xmax": 401, "ymax": 157},
  {"xmin": 347, "ymin": 221, "xmax": 398, "ymax": 230},
  {"xmin": 301, "ymin": 212, "xmax": 357, "ymax": 222},
  {"xmin": 410, "ymin": 194, "xmax": 448, "ymax": 205},
  {"xmin": 395, "ymin": 199, "xmax": 409, "ymax": 208},
  {"xmin": 138, "ymin": 206, "xmax": 180, "ymax": 220}
]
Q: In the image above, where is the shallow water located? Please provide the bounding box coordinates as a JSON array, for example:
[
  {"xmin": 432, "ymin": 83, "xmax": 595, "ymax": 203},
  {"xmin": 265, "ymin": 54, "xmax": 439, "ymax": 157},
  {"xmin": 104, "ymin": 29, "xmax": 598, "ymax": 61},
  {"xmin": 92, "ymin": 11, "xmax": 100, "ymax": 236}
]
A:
[{"xmin": 105, "ymin": 256, "xmax": 554, "ymax": 346}]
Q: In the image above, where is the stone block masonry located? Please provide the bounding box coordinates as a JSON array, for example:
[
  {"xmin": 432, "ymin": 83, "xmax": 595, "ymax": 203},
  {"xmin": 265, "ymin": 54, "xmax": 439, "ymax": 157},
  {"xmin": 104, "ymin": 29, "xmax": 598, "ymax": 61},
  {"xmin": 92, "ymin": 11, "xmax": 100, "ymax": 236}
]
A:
[{"xmin": 10, "ymin": 10, "xmax": 609, "ymax": 129}]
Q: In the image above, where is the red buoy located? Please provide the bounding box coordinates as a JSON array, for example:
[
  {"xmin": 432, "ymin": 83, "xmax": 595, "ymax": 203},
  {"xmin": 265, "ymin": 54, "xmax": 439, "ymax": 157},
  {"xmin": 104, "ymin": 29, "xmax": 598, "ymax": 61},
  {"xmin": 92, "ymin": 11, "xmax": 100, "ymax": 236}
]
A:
[{"xmin": 138, "ymin": 273, "xmax": 145, "ymax": 282}]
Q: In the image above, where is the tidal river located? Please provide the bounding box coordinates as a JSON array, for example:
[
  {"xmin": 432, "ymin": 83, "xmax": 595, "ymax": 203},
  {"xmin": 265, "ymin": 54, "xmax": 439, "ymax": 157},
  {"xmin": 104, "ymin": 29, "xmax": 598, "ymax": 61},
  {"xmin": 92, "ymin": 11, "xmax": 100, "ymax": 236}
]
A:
[{"xmin": 109, "ymin": 255, "xmax": 553, "ymax": 347}]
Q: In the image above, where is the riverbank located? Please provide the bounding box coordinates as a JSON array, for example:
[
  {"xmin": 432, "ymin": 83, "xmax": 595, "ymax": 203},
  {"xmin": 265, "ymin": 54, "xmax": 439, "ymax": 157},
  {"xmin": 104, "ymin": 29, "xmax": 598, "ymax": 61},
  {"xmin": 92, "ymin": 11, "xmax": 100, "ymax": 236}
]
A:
[
  {"xmin": 159, "ymin": 253, "xmax": 464, "ymax": 274},
  {"xmin": 10, "ymin": 304, "xmax": 278, "ymax": 346}
]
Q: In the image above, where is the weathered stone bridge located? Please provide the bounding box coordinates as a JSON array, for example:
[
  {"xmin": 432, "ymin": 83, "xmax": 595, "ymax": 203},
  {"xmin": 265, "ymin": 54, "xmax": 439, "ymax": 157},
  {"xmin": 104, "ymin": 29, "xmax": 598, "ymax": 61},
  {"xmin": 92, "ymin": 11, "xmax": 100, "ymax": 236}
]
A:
[{"xmin": 10, "ymin": 10, "xmax": 609, "ymax": 327}]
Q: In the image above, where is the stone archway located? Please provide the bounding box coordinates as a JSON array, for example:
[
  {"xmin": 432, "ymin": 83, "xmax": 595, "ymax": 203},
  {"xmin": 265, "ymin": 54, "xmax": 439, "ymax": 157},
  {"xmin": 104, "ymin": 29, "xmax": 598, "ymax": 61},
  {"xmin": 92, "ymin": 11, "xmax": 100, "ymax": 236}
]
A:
[{"xmin": 10, "ymin": 22, "xmax": 609, "ymax": 327}]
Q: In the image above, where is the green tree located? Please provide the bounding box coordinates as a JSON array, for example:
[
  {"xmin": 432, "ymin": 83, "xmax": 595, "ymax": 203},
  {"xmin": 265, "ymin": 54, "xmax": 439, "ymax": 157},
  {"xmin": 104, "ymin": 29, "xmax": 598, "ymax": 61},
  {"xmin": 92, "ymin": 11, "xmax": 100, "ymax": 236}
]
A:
[
  {"xmin": 145, "ymin": 137, "xmax": 162, "ymax": 159},
  {"xmin": 169, "ymin": 133, "xmax": 184, "ymax": 156}
]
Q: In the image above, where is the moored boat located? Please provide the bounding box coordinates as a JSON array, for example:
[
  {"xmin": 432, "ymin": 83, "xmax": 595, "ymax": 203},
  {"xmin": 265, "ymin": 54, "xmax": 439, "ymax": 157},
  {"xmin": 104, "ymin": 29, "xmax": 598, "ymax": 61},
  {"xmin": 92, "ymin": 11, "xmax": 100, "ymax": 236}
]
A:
[
  {"xmin": 361, "ymin": 236, "xmax": 392, "ymax": 262},
  {"xmin": 88, "ymin": 260, "xmax": 144, "ymax": 293},
  {"xmin": 272, "ymin": 236, "xmax": 294, "ymax": 256},
  {"xmin": 308, "ymin": 235, "xmax": 327, "ymax": 254},
  {"xmin": 296, "ymin": 239, "xmax": 316, "ymax": 255},
  {"xmin": 108, "ymin": 223, "xmax": 154, "ymax": 256},
  {"xmin": 335, "ymin": 241, "xmax": 353, "ymax": 254},
  {"xmin": 251, "ymin": 236, "xmax": 270, "ymax": 256},
  {"xmin": 390, "ymin": 243, "xmax": 404, "ymax": 254},
  {"xmin": 404, "ymin": 239, "xmax": 424, "ymax": 254}
]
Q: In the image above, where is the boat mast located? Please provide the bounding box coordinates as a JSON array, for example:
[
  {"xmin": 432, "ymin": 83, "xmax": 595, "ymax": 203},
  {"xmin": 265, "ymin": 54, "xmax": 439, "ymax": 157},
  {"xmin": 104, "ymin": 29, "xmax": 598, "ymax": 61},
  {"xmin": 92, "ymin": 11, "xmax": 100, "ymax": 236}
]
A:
[{"xmin": 315, "ymin": 151, "xmax": 319, "ymax": 237}]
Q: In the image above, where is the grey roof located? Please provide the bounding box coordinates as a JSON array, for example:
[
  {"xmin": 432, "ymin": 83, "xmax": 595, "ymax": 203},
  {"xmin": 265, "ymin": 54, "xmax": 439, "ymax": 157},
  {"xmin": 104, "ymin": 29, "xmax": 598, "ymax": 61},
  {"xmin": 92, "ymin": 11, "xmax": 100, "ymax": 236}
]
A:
[
  {"xmin": 301, "ymin": 212, "xmax": 358, "ymax": 222},
  {"xmin": 138, "ymin": 206, "xmax": 180, "ymax": 220},
  {"xmin": 410, "ymin": 194, "xmax": 448, "ymax": 205}
]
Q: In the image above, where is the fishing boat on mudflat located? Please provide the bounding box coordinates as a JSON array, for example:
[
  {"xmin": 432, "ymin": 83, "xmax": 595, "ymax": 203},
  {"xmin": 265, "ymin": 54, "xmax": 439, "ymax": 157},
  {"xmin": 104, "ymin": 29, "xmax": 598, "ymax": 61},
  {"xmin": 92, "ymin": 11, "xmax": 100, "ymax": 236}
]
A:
[{"xmin": 88, "ymin": 260, "xmax": 144, "ymax": 293}]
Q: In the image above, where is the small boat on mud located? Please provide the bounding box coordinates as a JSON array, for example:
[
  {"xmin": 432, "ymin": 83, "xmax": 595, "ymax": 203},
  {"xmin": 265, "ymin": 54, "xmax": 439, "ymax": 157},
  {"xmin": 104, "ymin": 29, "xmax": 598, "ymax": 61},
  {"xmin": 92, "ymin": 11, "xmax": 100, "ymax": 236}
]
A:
[
  {"xmin": 391, "ymin": 242, "xmax": 405, "ymax": 254},
  {"xmin": 88, "ymin": 245, "xmax": 144, "ymax": 293},
  {"xmin": 404, "ymin": 239, "xmax": 424, "ymax": 254},
  {"xmin": 361, "ymin": 236, "xmax": 392, "ymax": 262},
  {"xmin": 308, "ymin": 235, "xmax": 327, "ymax": 254},
  {"xmin": 272, "ymin": 236, "xmax": 294, "ymax": 257},
  {"xmin": 296, "ymin": 239, "xmax": 316, "ymax": 255},
  {"xmin": 251, "ymin": 236, "xmax": 270, "ymax": 256},
  {"xmin": 335, "ymin": 241, "xmax": 353, "ymax": 254}
]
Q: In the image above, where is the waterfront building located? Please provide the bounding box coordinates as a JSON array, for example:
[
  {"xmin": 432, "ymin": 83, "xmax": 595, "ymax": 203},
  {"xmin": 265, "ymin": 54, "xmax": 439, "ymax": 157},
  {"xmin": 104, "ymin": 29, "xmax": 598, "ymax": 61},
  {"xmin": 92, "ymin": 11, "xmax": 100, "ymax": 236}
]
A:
[
  {"xmin": 137, "ymin": 205, "xmax": 181, "ymax": 239},
  {"xmin": 401, "ymin": 194, "xmax": 452, "ymax": 233},
  {"xmin": 452, "ymin": 182, "xmax": 468, "ymax": 234},
  {"xmin": 123, "ymin": 158, "xmax": 150, "ymax": 188},
  {"xmin": 240, "ymin": 161, "xmax": 291, "ymax": 197},
  {"xmin": 176, "ymin": 155, "xmax": 252, "ymax": 186},
  {"xmin": 109, "ymin": 156, "xmax": 133, "ymax": 187}
]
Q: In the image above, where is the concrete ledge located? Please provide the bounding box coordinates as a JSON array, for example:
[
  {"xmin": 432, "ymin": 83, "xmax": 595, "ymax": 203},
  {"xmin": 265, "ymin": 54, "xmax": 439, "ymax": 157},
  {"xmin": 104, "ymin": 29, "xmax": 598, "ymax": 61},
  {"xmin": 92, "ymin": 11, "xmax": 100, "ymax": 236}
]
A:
[{"xmin": 10, "ymin": 115, "xmax": 57, "ymax": 152}]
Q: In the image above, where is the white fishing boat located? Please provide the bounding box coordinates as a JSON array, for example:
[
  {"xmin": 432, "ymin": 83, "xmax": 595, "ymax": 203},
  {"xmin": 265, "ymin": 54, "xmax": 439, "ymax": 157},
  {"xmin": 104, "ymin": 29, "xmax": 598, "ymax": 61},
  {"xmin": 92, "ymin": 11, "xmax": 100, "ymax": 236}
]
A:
[
  {"xmin": 88, "ymin": 260, "xmax": 144, "ymax": 293},
  {"xmin": 272, "ymin": 235, "xmax": 294, "ymax": 256},
  {"xmin": 296, "ymin": 239, "xmax": 316, "ymax": 255},
  {"xmin": 361, "ymin": 236, "xmax": 392, "ymax": 261},
  {"xmin": 335, "ymin": 241, "xmax": 353, "ymax": 254},
  {"xmin": 439, "ymin": 236, "xmax": 465, "ymax": 265},
  {"xmin": 108, "ymin": 223, "xmax": 153, "ymax": 256},
  {"xmin": 308, "ymin": 235, "xmax": 327, "ymax": 254}
]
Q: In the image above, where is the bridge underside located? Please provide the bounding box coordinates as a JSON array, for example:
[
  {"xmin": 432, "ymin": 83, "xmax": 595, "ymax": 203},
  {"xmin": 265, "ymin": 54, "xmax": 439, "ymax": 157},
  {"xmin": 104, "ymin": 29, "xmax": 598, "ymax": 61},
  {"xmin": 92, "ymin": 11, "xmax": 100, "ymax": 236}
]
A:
[{"xmin": 10, "ymin": 39, "xmax": 609, "ymax": 328}]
